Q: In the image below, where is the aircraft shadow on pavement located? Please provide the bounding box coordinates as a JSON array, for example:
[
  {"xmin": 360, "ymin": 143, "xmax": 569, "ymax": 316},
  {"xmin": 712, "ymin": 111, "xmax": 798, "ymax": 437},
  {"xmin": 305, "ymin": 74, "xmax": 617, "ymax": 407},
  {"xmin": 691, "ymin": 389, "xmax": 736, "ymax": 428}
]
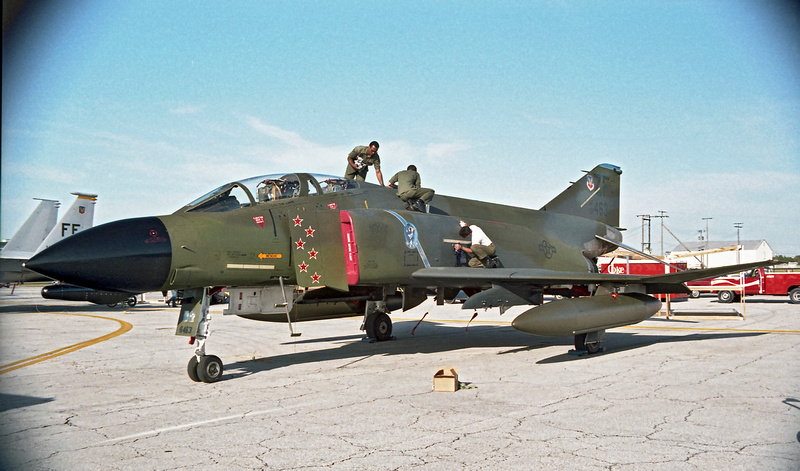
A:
[
  {"xmin": 222, "ymin": 320, "xmax": 766, "ymax": 380},
  {"xmin": 223, "ymin": 322, "xmax": 550, "ymax": 380},
  {"xmin": 0, "ymin": 393, "xmax": 55, "ymax": 413},
  {"xmin": 536, "ymin": 330, "xmax": 766, "ymax": 364},
  {"xmin": 784, "ymin": 397, "xmax": 800, "ymax": 412}
]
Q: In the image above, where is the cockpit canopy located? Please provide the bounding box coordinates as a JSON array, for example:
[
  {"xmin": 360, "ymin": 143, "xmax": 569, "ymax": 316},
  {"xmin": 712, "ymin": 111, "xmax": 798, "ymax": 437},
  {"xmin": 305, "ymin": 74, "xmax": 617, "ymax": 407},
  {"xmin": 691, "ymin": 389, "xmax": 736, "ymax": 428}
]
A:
[{"xmin": 178, "ymin": 173, "xmax": 360, "ymax": 213}]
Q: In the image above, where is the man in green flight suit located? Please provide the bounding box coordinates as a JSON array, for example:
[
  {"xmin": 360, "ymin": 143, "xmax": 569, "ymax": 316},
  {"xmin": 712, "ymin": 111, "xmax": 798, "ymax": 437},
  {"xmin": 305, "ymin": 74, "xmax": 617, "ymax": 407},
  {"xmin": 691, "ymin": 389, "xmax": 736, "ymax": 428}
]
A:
[
  {"xmin": 344, "ymin": 141, "xmax": 384, "ymax": 186},
  {"xmin": 386, "ymin": 164, "xmax": 435, "ymax": 212}
]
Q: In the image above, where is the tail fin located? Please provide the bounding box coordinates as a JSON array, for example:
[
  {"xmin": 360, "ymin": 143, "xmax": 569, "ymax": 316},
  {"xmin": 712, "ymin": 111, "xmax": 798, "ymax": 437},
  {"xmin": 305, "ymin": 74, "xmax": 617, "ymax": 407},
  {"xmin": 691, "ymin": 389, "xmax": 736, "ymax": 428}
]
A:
[
  {"xmin": 0, "ymin": 199, "xmax": 60, "ymax": 260},
  {"xmin": 540, "ymin": 163, "xmax": 621, "ymax": 228},
  {"xmin": 34, "ymin": 193, "xmax": 97, "ymax": 254}
]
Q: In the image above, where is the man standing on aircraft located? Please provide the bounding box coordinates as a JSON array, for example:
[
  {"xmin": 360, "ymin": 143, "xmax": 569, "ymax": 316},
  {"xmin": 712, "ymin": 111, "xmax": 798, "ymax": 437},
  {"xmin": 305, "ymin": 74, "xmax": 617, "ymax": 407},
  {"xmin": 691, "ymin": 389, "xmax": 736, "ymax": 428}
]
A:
[
  {"xmin": 344, "ymin": 141, "xmax": 384, "ymax": 186},
  {"xmin": 454, "ymin": 224, "xmax": 497, "ymax": 268},
  {"xmin": 386, "ymin": 164, "xmax": 434, "ymax": 212}
]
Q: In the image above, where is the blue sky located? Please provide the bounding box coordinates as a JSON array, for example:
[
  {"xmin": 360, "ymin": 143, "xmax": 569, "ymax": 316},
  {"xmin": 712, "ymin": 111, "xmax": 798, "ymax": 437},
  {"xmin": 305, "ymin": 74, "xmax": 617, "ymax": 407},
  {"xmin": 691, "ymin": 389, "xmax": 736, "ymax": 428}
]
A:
[{"xmin": 3, "ymin": 1, "xmax": 799, "ymax": 255}]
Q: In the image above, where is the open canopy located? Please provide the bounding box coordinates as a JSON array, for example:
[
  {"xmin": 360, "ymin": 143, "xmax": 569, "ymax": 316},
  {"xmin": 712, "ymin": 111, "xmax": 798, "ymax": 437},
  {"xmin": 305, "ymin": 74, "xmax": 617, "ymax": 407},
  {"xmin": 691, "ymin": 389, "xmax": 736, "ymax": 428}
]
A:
[{"xmin": 177, "ymin": 173, "xmax": 360, "ymax": 213}]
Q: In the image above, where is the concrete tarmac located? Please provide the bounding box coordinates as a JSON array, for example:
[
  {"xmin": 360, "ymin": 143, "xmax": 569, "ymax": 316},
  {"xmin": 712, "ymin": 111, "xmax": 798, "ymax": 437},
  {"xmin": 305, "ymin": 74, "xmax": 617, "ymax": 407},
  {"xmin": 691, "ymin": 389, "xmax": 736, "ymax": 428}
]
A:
[{"xmin": 1, "ymin": 285, "xmax": 798, "ymax": 470}]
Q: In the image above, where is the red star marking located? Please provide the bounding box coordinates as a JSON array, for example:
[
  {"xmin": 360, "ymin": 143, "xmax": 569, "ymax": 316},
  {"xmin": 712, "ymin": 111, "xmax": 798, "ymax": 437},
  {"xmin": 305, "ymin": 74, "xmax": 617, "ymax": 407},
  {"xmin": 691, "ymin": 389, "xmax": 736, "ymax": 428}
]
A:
[
  {"xmin": 311, "ymin": 272, "xmax": 321, "ymax": 283},
  {"xmin": 298, "ymin": 261, "xmax": 309, "ymax": 272},
  {"xmin": 295, "ymin": 239, "xmax": 305, "ymax": 250},
  {"xmin": 308, "ymin": 248, "xmax": 318, "ymax": 259},
  {"xmin": 305, "ymin": 226, "xmax": 315, "ymax": 237},
  {"xmin": 293, "ymin": 216, "xmax": 303, "ymax": 226}
]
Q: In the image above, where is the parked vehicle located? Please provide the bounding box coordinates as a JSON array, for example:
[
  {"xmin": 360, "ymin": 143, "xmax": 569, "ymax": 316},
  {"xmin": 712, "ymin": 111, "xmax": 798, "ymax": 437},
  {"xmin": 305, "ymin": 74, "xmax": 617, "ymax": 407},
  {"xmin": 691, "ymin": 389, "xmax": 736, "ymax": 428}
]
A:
[{"xmin": 687, "ymin": 267, "xmax": 800, "ymax": 304}]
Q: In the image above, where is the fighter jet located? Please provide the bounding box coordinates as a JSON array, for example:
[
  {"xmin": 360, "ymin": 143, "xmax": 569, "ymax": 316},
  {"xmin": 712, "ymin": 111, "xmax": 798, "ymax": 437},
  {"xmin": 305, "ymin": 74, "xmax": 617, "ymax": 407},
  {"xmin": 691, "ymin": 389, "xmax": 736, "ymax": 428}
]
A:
[
  {"xmin": 1, "ymin": 193, "xmax": 96, "ymax": 284},
  {"xmin": 25, "ymin": 165, "xmax": 767, "ymax": 382}
]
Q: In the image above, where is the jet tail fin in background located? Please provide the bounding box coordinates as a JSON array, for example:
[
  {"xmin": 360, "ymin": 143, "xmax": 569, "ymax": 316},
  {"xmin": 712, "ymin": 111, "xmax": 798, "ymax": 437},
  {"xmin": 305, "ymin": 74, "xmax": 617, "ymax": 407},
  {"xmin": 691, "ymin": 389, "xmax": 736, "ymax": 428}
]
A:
[
  {"xmin": 0, "ymin": 198, "xmax": 60, "ymax": 260},
  {"xmin": 34, "ymin": 193, "xmax": 97, "ymax": 254},
  {"xmin": 540, "ymin": 163, "xmax": 621, "ymax": 228}
]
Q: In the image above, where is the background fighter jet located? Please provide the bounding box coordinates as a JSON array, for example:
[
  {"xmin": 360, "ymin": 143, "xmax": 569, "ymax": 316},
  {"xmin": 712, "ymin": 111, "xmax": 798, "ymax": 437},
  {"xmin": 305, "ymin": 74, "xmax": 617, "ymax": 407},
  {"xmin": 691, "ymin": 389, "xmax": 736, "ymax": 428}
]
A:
[
  {"xmin": 25, "ymin": 165, "xmax": 767, "ymax": 382},
  {"xmin": 1, "ymin": 193, "xmax": 97, "ymax": 285}
]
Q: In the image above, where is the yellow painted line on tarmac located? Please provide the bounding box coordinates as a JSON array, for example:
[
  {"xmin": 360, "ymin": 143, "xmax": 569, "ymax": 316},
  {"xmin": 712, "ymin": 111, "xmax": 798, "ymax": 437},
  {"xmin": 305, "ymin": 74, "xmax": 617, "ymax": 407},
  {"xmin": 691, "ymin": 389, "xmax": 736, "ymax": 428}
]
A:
[
  {"xmin": 618, "ymin": 324, "xmax": 800, "ymax": 335},
  {"xmin": 0, "ymin": 312, "xmax": 133, "ymax": 375}
]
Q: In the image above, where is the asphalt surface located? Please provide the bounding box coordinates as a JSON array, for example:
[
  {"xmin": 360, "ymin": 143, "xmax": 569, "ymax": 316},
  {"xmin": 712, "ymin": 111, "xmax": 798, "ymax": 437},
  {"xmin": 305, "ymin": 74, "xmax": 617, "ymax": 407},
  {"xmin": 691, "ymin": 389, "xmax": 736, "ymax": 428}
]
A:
[{"xmin": 1, "ymin": 285, "xmax": 798, "ymax": 470}]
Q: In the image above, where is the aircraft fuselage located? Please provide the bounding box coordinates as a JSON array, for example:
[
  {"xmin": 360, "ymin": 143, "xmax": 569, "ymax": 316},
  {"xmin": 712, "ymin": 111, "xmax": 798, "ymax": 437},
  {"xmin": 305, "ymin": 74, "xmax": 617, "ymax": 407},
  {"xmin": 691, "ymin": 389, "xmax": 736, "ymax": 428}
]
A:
[{"xmin": 26, "ymin": 173, "xmax": 621, "ymax": 296}]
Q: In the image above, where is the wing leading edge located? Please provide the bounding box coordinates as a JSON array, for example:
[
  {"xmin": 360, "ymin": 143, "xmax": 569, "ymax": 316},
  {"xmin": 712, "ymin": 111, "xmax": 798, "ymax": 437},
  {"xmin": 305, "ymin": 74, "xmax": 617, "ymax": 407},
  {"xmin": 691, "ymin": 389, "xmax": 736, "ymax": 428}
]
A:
[{"xmin": 411, "ymin": 259, "xmax": 772, "ymax": 289}]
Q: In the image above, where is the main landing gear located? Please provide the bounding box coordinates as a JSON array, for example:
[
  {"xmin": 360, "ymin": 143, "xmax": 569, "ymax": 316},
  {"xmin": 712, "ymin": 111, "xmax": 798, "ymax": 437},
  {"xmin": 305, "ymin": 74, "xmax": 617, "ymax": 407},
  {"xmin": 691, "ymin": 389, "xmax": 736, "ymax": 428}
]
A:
[{"xmin": 362, "ymin": 300, "xmax": 393, "ymax": 342}]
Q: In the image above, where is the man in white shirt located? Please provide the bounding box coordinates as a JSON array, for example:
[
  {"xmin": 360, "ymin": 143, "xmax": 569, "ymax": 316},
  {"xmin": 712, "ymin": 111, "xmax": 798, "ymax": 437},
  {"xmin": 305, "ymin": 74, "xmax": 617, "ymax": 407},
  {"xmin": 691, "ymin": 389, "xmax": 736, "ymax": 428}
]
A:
[{"xmin": 454, "ymin": 224, "xmax": 497, "ymax": 268}]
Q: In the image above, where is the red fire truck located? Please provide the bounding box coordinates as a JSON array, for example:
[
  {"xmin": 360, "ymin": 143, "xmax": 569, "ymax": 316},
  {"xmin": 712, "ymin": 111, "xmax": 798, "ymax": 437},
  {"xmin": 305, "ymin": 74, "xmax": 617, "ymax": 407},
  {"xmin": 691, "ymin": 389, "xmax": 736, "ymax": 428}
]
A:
[
  {"xmin": 599, "ymin": 260, "xmax": 688, "ymax": 300},
  {"xmin": 687, "ymin": 267, "xmax": 800, "ymax": 304}
]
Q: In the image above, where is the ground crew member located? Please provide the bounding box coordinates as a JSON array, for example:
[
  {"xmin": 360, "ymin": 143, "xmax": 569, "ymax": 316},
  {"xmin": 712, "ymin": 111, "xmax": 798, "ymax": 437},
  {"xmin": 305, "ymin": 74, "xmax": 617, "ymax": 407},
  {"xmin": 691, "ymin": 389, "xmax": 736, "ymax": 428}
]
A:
[
  {"xmin": 386, "ymin": 165, "xmax": 435, "ymax": 212},
  {"xmin": 344, "ymin": 141, "xmax": 384, "ymax": 186},
  {"xmin": 454, "ymin": 224, "xmax": 497, "ymax": 268}
]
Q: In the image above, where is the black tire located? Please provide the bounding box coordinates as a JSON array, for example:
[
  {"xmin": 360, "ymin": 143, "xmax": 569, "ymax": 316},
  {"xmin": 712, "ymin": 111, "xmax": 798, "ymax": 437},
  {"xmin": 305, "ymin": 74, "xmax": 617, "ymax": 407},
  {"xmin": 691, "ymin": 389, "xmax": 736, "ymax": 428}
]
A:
[
  {"xmin": 690, "ymin": 290, "xmax": 700, "ymax": 299},
  {"xmin": 574, "ymin": 333, "xmax": 586, "ymax": 351},
  {"xmin": 126, "ymin": 297, "xmax": 137, "ymax": 307},
  {"xmin": 789, "ymin": 288, "xmax": 800, "ymax": 304},
  {"xmin": 364, "ymin": 315, "xmax": 376, "ymax": 339},
  {"xmin": 574, "ymin": 333, "xmax": 601, "ymax": 354},
  {"xmin": 107, "ymin": 303, "xmax": 118, "ymax": 308},
  {"xmin": 718, "ymin": 291, "xmax": 736, "ymax": 304},
  {"xmin": 187, "ymin": 356, "xmax": 201, "ymax": 382},
  {"xmin": 196, "ymin": 355, "xmax": 223, "ymax": 383},
  {"xmin": 366, "ymin": 312, "xmax": 392, "ymax": 341}
]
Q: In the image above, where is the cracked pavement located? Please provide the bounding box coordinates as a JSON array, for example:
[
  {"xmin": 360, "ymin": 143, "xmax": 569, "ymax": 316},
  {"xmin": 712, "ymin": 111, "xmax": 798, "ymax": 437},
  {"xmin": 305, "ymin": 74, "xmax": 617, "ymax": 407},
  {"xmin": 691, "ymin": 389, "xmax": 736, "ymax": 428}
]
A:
[{"xmin": 1, "ymin": 286, "xmax": 798, "ymax": 470}]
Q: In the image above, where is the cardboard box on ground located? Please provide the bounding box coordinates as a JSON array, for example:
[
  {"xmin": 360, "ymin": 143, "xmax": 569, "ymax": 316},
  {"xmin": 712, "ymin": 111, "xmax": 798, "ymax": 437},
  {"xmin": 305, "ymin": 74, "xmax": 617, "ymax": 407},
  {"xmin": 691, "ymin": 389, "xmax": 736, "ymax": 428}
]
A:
[{"xmin": 433, "ymin": 367, "xmax": 459, "ymax": 392}]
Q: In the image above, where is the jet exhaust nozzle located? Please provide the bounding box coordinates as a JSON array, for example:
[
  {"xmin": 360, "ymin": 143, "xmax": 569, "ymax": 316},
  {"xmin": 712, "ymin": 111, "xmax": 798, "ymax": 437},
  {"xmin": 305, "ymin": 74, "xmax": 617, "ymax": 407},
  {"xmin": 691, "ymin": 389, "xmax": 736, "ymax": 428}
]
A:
[
  {"xmin": 25, "ymin": 217, "xmax": 172, "ymax": 293},
  {"xmin": 511, "ymin": 293, "xmax": 661, "ymax": 337}
]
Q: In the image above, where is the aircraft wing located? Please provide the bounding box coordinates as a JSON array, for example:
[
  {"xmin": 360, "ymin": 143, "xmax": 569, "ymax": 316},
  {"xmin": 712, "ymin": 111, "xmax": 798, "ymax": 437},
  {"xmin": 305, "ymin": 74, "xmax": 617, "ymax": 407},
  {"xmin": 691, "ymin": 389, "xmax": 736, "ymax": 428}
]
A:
[{"xmin": 412, "ymin": 259, "xmax": 771, "ymax": 288}]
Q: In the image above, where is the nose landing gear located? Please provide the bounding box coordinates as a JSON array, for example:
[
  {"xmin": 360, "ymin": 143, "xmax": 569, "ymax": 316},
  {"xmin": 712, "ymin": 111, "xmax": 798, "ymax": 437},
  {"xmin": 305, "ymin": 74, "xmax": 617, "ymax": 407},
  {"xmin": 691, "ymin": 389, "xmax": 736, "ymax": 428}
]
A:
[{"xmin": 177, "ymin": 287, "xmax": 224, "ymax": 383}]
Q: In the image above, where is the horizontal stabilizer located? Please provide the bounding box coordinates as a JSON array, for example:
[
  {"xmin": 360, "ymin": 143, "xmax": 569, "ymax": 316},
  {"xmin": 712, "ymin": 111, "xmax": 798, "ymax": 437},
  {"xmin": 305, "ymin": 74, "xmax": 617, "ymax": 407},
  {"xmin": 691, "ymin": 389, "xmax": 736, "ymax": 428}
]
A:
[{"xmin": 639, "ymin": 260, "xmax": 773, "ymax": 284}]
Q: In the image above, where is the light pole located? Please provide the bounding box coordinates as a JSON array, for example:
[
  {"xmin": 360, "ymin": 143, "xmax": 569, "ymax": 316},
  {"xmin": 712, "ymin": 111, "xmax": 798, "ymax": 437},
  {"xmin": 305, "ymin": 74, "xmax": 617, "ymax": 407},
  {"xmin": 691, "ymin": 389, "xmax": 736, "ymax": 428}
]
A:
[
  {"xmin": 638, "ymin": 214, "xmax": 651, "ymax": 254},
  {"xmin": 734, "ymin": 222, "xmax": 743, "ymax": 264},
  {"xmin": 702, "ymin": 217, "xmax": 712, "ymax": 268},
  {"xmin": 653, "ymin": 211, "xmax": 668, "ymax": 257}
]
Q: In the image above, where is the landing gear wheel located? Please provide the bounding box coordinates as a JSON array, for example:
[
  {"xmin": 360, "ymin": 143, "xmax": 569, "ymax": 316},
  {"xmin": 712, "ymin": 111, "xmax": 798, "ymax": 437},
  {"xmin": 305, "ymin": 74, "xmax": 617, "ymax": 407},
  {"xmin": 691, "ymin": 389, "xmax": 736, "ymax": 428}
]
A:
[
  {"xmin": 187, "ymin": 356, "xmax": 200, "ymax": 382},
  {"xmin": 574, "ymin": 333, "xmax": 601, "ymax": 354},
  {"xmin": 718, "ymin": 290, "xmax": 736, "ymax": 304},
  {"xmin": 690, "ymin": 290, "xmax": 700, "ymax": 299},
  {"xmin": 364, "ymin": 316, "xmax": 376, "ymax": 339},
  {"xmin": 126, "ymin": 296, "xmax": 137, "ymax": 307},
  {"xmin": 196, "ymin": 355, "xmax": 223, "ymax": 383},
  {"xmin": 366, "ymin": 312, "xmax": 392, "ymax": 341},
  {"xmin": 107, "ymin": 303, "xmax": 118, "ymax": 308}
]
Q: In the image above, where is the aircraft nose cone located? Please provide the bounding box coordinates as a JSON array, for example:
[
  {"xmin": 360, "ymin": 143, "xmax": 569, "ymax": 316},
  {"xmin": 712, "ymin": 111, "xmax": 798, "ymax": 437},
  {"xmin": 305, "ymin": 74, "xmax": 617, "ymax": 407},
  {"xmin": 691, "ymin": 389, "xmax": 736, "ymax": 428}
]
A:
[{"xmin": 25, "ymin": 217, "xmax": 172, "ymax": 293}]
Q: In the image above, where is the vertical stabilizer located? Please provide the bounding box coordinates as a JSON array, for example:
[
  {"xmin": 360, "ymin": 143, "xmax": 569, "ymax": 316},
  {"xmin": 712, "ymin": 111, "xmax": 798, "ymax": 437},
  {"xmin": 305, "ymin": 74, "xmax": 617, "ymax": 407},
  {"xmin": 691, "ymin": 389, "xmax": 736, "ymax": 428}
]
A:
[
  {"xmin": 540, "ymin": 164, "xmax": 621, "ymax": 228},
  {"xmin": 0, "ymin": 199, "xmax": 60, "ymax": 260},
  {"xmin": 34, "ymin": 193, "xmax": 97, "ymax": 254}
]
